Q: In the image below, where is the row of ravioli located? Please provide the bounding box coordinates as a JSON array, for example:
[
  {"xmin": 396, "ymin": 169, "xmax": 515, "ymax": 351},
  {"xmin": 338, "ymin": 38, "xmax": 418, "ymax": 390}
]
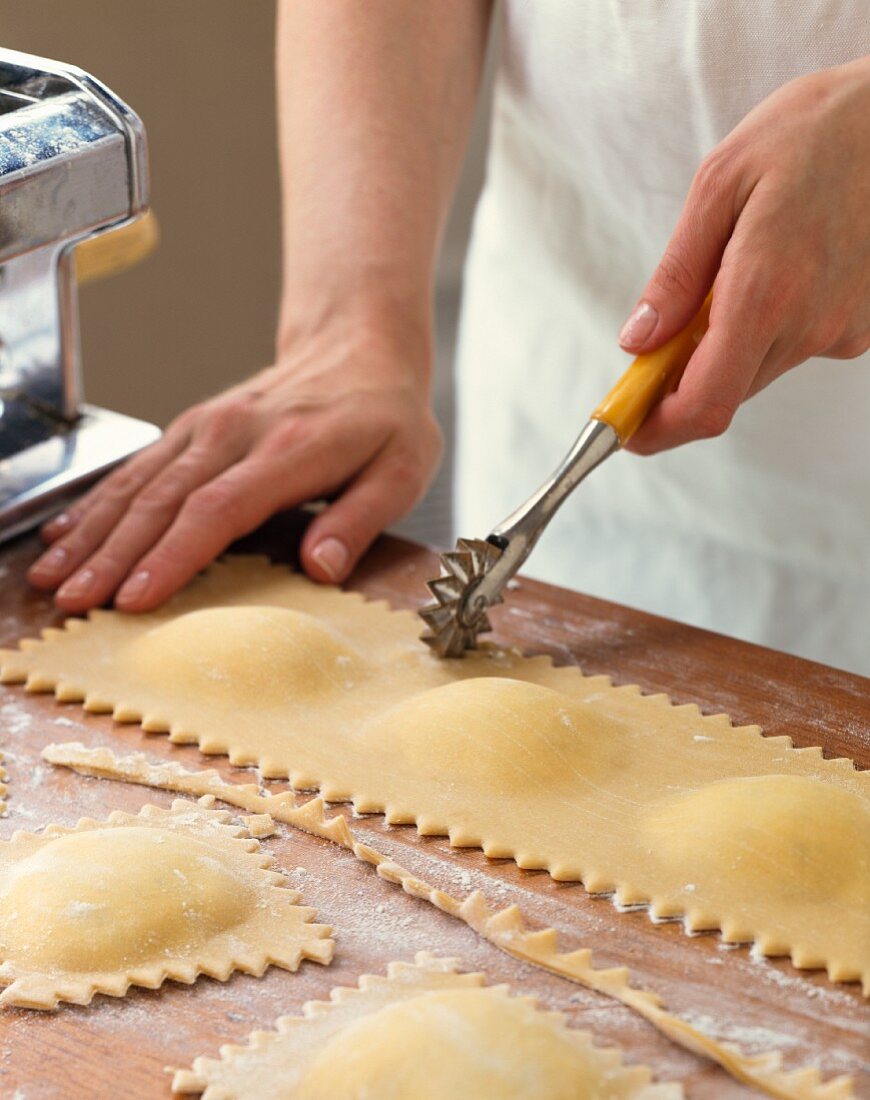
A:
[{"xmin": 2, "ymin": 570, "xmax": 868, "ymax": 992}]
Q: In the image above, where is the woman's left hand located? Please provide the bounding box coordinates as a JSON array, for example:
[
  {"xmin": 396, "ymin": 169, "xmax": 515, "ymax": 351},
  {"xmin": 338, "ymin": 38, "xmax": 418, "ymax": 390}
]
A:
[{"xmin": 617, "ymin": 55, "xmax": 870, "ymax": 454}]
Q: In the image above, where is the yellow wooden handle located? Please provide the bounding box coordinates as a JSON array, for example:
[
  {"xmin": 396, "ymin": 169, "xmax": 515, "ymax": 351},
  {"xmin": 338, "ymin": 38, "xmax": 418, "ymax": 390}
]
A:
[
  {"xmin": 75, "ymin": 210, "xmax": 159, "ymax": 285},
  {"xmin": 592, "ymin": 291, "xmax": 713, "ymax": 444}
]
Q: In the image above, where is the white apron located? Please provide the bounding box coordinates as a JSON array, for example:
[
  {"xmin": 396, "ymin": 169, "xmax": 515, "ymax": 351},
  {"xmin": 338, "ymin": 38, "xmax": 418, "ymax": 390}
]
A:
[{"xmin": 456, "ymin": 1, "xmax": 870, "ymax": 675}]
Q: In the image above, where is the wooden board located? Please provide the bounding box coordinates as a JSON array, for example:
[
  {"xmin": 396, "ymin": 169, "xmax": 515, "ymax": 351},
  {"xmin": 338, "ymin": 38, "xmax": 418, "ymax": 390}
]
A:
[{"xmin": 0, "ymin": 516, "xmax": 867, "ymax": 1099}]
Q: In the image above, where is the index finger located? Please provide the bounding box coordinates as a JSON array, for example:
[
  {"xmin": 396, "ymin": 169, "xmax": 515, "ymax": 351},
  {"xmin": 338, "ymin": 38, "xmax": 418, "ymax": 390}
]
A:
[
  {"xmin": 39, "ymin": 431, "xmax": 187, "ymax": 546},
  {"xmin": 626, "ymin": 267, "xmax": 779, "ymax": 455}
]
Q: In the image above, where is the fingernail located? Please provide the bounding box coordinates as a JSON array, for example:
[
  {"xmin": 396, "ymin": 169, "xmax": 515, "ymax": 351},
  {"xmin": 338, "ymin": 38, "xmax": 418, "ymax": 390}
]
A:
[
  {"xmin": 31, "ymin": 546, "xmax": 70, "ymax": 576},
  {"xmin": 310, "ymin": 537, "xmax": 348, "ymax": 582},
  {"xmin": 57, "ymin": 568, "xmax": 97, "ymax": 600},
  {"xmin": 46, "ymin": 512, "xmax": 73, "ymax": 534},
  {"xmin": 619, "ymin": 301, "xmax": 659, "ymax": 348},
  {"xmin": 116, "ymin": 570, "xmax": 152, "ymax": 605}
]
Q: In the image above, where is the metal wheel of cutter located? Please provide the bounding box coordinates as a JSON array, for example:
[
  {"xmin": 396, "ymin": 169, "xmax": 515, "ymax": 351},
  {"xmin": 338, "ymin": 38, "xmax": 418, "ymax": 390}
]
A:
[
  {"xmin": 419, "ymin": 537, "xmax": 505, "ymax": 658},
  {"xmin": 420, "ymin": 294, "xmax": 715, "ymax": 657}
]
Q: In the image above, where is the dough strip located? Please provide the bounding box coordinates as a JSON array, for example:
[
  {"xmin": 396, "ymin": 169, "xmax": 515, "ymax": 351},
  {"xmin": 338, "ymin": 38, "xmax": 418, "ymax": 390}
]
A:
[{"xmin": 42, "ymin": 740, "xmax": 855, "ymax": 1100}]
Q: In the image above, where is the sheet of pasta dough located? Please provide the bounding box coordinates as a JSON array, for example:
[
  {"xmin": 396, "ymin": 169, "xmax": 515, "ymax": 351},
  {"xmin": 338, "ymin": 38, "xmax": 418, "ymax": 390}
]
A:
[
  {"xmin": 172, "ymin": 953, "xmax": 680, "ymax": 1099},
  {"xmin": 2, "ymin": 556, "xmax": 867, "ymax": 990}
]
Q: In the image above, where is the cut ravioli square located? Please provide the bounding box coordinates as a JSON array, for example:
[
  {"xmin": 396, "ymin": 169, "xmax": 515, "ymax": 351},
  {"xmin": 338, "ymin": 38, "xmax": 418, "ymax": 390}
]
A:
[
  {"xmin": 0, "ymin": 800, "xmax": 333, "ymax": 1009},
  {"xmin": 172, "ymin": 952, "xmax": 680, "ymax": 1099},
  {"xmin": 643, "ymin": 773, "xmax": 870, "ymax": 977}
]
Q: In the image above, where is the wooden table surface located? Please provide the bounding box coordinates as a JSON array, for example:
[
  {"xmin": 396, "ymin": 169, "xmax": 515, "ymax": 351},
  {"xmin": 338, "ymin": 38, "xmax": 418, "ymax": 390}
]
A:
[{"xmin": 0, "ymin": 514, "xmax": 867, "ymax": 1099}]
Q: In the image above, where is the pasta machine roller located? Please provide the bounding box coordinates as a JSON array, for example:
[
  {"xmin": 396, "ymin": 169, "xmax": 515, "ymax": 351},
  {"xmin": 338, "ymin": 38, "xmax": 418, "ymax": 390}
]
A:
[{"xmin": 420, "ymin": 295, "xmax": 713, "ymax": 657}]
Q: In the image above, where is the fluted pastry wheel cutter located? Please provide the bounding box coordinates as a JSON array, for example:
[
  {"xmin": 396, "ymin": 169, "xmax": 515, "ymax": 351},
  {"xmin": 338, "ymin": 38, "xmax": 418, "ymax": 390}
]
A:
[{"xmin": 420, "ymin": 294, "xmax": 713, "ymax": 657}]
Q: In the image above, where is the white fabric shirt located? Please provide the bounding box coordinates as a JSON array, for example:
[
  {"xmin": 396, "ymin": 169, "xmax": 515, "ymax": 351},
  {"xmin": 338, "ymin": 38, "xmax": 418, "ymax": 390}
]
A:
[{"xmin": 456, "ymin": 1, "xmax": 870, "ymax": 675}]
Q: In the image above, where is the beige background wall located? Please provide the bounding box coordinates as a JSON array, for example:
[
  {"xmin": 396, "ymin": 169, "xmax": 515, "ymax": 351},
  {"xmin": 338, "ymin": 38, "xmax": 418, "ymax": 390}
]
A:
[{"xmin": 4, "ymin": 1, "xmax": 493, "ymax": 542}]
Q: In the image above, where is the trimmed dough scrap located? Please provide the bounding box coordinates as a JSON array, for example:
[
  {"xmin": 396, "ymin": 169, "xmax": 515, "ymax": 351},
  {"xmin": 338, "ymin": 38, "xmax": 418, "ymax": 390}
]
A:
[
  {"xmin": 0, "ymin": 798, "xmax": 332, "ymax": 1009},
  {"xmin": 172, "ymin": 952, "xmax": 680, "ymax": 1099},
  {"xmin": 2, "ymin": 555, "xmax": 867, "ymax": 989},
  {"xmin": 43, "ymin": 744, "xmax": 858, "ymax": 1100}
]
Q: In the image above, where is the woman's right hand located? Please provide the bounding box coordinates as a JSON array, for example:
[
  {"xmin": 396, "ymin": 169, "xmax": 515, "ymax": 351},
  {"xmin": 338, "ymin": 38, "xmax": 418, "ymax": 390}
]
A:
[{"xmin": 28, "ymin": 314, "xmax": 442, "ymax": 614}]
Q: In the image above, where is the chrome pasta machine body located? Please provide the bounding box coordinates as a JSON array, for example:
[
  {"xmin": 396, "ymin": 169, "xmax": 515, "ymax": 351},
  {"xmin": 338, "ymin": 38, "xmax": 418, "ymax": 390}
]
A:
[{"xmin": 0, "ymin": 48, "xmax": 159, "ymax": 543}]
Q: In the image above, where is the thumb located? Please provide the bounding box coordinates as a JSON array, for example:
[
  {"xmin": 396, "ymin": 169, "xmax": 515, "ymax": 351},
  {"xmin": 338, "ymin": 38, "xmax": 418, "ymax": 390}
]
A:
[
  {"xmin": 618, "ymin": 156, "xmax": 739, "ymax": 353},
  {"xmin": 300, "ymin": 451, "xmax": 426, "ymax": 584}
]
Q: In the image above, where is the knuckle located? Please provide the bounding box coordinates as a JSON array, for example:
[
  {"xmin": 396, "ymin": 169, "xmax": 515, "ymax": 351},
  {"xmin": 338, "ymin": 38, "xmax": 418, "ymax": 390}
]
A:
[
  {"xmin": 693, "ymin": 142, "xmax": 751, "ymax": 214},
  {"xmin": 195, "ymin": 393, "xmax": 263, "ymax": 448},
  {"xmin": 167, "ymin": 404, "xmax": 202, "ymax": 434},
  {"xmin": 388, "ymin": 459, "xmax": 420, "ymax": 492},
  {"xmin": 765, "ymin": 277, "xmax": 803, "ymax": 317},
  {"xmin": 687, "ymin": 398, "xmax": 735, "ymax": 439},
  {"xmin": 806, "ymin": 308, "xmax": 854, "ymax": 356},
  {"xmin": 97, "ymin": 445, "xmax": 163, "ymax": 502},
  {"xmin": 183, "ymin": 480, "xmax": 240, "ymax": 520},
  {"xmin": 794, "ymin": 335, "xmax": 821, "ymax": 363},
  {"xmin": 197, "ymin": 396, "xmax": 257, "ymax": 443},
  {"xmin": 799, "ymin": 323, "xmax": 838, "ymax": 358},
  {"xmin": 651, "ymin": 249, "xmax": 696, "ymax": 297},
  {"xmin": 99, "ymin": 467, "xmax": 145, "ymax": 504},
  {"xmin": 55, "ymin": 523, "xmax": 104, "ymax": 561},
  {"xmin": 135, "ymin": 478, "xmax": 189, "ymax": 515},
  {"xmin": 692, "ymin": 147, "xmax": 734, "ymax": 203},
  {"xmin": 384, "ymin": 451, "xmax": 431, "ymax": 503},
  {"xmin": 827, "ymin": 332, "xmax": 870, "ymax": 360},
  {"xmin": 810, "ymin": 325, "xmax": 842, "ymax": 356},
  {"xmin": 179, "ymin": 446, "xmax": 227, "ymax": 479},
  {"xmin": 263, "ymin": 416, "xmax": 312, "ymax": 455}
]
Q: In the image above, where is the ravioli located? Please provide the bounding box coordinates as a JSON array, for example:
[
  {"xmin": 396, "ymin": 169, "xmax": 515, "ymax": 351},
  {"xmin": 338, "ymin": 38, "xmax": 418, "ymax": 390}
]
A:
[
  {"xmin": 647, "ymin": 774, "xmax": 868, "ymax": 899},
  {"xmin": 2, "ymin": 556, "xmax": 867, "ymax": 989},
  {"xmin": 0, "ymin": 800, "xmax": 332, "ymax": 1009},
  {"xmin": 352, "ymin": 677, "xmax": 623, "ymax": 853},
  {"xmin": 360, "ymin": 678, "xmax": 619, "ymax": 792},
  {"xmin": 644, "ymin": 774, "xmax": 869, "ymax": 970},
  {"xmin": 129, "ymin": 606, "xmax": 365, "ymax": 706},
  {"xmin": 172, "ymin": 953, "xmax": 679, "ymax": 1100}
]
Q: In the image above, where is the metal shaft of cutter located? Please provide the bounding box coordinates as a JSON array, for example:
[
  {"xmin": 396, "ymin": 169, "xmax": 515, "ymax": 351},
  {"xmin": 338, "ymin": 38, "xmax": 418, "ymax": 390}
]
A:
[
  {"xmin": 458, "ymin": 419, "xmax": 620, "ymax": 627},
  {"xmin": 419, "ymin": 419, "xmax": 620, "ymax": 656}
]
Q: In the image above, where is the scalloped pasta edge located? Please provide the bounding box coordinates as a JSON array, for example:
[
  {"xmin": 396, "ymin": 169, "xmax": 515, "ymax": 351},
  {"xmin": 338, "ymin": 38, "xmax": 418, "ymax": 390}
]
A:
[{"xmin": 42, "ymin": 742, "xmax": 855, "ymax": 1099}]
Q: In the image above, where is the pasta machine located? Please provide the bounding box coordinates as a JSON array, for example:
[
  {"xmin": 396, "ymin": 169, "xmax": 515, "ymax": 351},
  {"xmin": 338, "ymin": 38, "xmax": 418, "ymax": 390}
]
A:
[{"xmin": 0, "ymin": 47, "xmax": 160, "ymax": 544}]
